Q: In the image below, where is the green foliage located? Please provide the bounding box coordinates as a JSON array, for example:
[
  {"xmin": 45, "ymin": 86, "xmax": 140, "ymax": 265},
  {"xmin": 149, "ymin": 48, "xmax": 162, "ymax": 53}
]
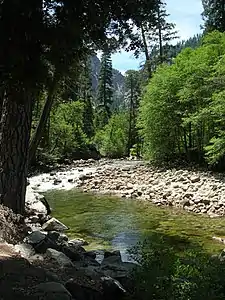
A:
[
  {"xmin": 129, "ymin": 234, "xmax": 225, "ymax": 300},
  {"xmin": 94, "ymin": 112, "xmax": 129, "ymax": 157},
  {"xmin": 49, "ymin": 101, "xmax": 88, "ymax": 158},
  {"xmin": 139, "ymin": 31, "xmax": 225, "ymax": 167},
  {"xmin": 139, "ymin": 64, "xmax": 182, "ymax": 160}
]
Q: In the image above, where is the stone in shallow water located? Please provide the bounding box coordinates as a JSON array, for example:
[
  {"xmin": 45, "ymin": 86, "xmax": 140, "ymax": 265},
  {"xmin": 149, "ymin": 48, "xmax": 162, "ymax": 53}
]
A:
[
  {"xmin": 42, "ymin": 217, "xmax": 68, "ymax": 232},
  {"xmin": 68, "ymin": 238, "xmax": 88, "ymax": 246}
]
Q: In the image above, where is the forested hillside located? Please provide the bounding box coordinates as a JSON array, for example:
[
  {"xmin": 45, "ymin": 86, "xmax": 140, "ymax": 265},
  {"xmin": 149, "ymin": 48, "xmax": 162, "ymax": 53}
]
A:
[
  {"xmin": 91, "ymin": 55, "xmax": 124, "ymax": 93},
  {"xmin": 28, "ymin": 1, "xmax": 217, "ymax": 169}
]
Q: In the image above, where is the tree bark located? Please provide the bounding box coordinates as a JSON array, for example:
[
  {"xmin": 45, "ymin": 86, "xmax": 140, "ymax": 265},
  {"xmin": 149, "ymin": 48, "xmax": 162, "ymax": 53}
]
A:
[{"xmin": 0, "ymin": 96, "xmax": 32, "ymax": 214}]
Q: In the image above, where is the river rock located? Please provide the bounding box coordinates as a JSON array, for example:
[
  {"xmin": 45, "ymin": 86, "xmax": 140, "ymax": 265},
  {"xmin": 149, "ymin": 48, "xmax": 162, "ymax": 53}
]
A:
[
  {"xmin": 42, "ymin": 217, "xmax": 68, "ymax": 232},
  {"xmin": 65, "ymin": 272, "xmax": 126, "ymax": 300},
  {"xmin": 190, "ymin": 175, "xmax": 201, "ymax": 183},
  {"xmin": 53, "ymin": 178, "xmax": 62, "ymax": 185},
  {"xmin": 61, "ymin": 244, "xmax": 85, "ymax": 262},
  {"xmin": 68, "ymin": 238, "xmax": 88, "ymax": 246},
  {"xmin": 100, "ymin": 261, "xmax": 137, "ymax": 291},
  {"xmin": 101, "ymin": 276, "xmax": 126, "ymax": 299},
  {"xmin": 26, "ymin": 187, "xmax": 47, "ymax": 216},
  {"xmin": 32, "ymin": 282, "xmax": 73, "ymax": 300},
  {"xmin": 47, "ymin": 231, "xmax": 69, "ymax": 244},
  {"xmin": 46, "ymin": 248, "xmax": 74, "ymax": 267},
  {"xmin": 24, "ymin": 231, "xmax": 47, "ymax": 244},
  {"xmin": 65, "ymin": 276, "xmax": 104, "ymax": 300},
  {"xmin": 14, "ymin": 243, "xmax": 35, "ymax": 259}
]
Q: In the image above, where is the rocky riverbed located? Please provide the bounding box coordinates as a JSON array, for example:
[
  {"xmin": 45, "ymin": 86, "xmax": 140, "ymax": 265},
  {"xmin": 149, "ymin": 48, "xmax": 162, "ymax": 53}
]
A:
[
  {"xmin": 29, "ymin": 159, "xmax": 225, "ymax": 218},
  {"xmin": 1, "ymin": 158, "xmax": 225, "ymax": 299}
]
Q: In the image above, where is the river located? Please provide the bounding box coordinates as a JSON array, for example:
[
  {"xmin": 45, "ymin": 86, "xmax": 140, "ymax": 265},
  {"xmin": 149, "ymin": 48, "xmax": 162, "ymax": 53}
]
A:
[{"xmin": 44, "ymin": 189, "xmax": 225, "ymax": 260}]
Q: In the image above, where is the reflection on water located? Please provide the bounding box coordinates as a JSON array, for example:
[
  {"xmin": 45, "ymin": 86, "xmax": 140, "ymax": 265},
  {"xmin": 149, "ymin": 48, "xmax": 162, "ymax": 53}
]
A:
[
  {"xmin": 111, "ymin": 231, "xmax": 140, "ymax": 262},
  {"xmin": 45, "ymin": 190, "xmax": 225, "ymax": 257}
]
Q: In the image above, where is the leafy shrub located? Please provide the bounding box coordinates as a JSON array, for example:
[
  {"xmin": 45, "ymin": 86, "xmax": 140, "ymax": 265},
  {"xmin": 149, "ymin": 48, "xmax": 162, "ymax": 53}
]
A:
[
  {"xmin": 94, "ymin": 112, "xmax": 129, "ymax": 158},
  {"xmin": 128, "ymin": 233, "xmax": 225, "ymax": 300},
  {"xmin": 49, "ymin": 101, "xmax": 88, "ymax": 158}
]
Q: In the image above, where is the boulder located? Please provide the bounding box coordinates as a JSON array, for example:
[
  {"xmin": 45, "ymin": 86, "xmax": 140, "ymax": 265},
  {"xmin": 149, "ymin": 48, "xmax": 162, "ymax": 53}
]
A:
[
  {"xmin": 102, "ymin": 254, "xmax": 122, "ymax": 265},
  {"xmin": 46, "ymin": 248, "xmax": 74, "ymax": 267},
  {"xmin": 101, "ymin": 276, "xmax": 126, "ymax": 299},
  {"xmin": 65, "ymin": 277, "xmax": 104, "ymax": 300},
  {"xmin": 64, "ymin": 271, "xmax": 126, "ymax": 300},
  {"xmin": 33, "ymin": 236, "xmax": 61, "ymax": 253},
  {"xmin": 24, "ymin": 231, "xmax": 62, "ymax": 253},
  {"xmin": 42, "ymin": 217, "xmax": 68, "ymax": 232},
  {"xmin": 68, "ymin": 238, "xmax": 88, "ymax": 246},
  {"xmin": 25, "ymin": 187, "xmax": 47, "ymax": 216},
  {"xmin": 61, "ymin": 244, "xmax": 86, "ymax": 261},
  {"xmin": 104, "ymin": 250, "xmax": 121, "ymax": 259},
  {"xmin": 14, "ymin": 243, "xmax": 35, "ymax": 259},
  {"xmin": 48, "ymin": 231, "xmax": 69, "ymax": 244},
  {"xmin": 32, "ymin": 282, "xmax": 73, "ymax": 300},
  {"xmin": 101, "ymin": 261, "xmax": 137, "ymax": 290},
  {"xmin": 24, "ymin": 231, "xmax": 46, "ymax": 245}
]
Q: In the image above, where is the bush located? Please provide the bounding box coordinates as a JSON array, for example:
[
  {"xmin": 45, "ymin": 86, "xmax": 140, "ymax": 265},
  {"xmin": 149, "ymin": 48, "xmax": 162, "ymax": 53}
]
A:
[
  {"xmin": 128, "ymin": 233, "xmax": 225, "ymax": 300},
  {"xmin": 94, "ymin": 112, "xmax": 129, "ymax": 158},
  {"xmin": 49, "ymin": 101, "xmax": 88, "ymax": 158}
]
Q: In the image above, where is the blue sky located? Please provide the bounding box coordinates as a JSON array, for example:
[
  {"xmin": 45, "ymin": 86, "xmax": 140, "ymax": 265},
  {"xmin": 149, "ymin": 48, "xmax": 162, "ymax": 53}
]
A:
[{"xmin": 112, "ymin": 0, "xmax": 204, "ymax": 73}]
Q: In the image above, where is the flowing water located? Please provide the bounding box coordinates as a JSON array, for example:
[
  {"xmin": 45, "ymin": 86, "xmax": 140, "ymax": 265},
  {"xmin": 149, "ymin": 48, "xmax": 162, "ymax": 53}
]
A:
[{"xmin": 45, "ymin": 189, "xmax": 225, "ymax": 259}]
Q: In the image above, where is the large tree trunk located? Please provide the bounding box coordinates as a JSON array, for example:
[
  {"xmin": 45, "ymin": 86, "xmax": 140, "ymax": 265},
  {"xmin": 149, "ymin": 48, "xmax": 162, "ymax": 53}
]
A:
[
  {"xmin": 0, "ymin": 96, "xmax": 32, "ymax": 214},
  {"xmin": 0, "ymin": 0, "xmax": 43, "ymax": 214}
]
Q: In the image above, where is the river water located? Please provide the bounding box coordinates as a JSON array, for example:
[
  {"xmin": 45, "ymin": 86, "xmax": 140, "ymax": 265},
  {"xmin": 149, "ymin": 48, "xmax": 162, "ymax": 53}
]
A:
[{"xmin": 44, "ymin": 189, "xmax": 225, "ymax": 260}]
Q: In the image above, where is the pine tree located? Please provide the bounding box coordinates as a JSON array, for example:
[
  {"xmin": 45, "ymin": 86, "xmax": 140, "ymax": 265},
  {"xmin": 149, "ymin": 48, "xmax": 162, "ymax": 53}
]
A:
[
  {"xmin": 202, "ymin": 0, "xmax": 225, "ymax": 32},
  {"xmin": 96, "ymin": 50, "xmax": 113, "ymax": 128},
  {"xmin": 124, "ymin": 70, "xmax": 141, "ymax": 155},
  {"xmin": 132, "ymin": 0, "xmax": 178, "ymax": 78},
  {"xmin": 150, "ymin": 0, "xmax": 178, "ymax": 65}
]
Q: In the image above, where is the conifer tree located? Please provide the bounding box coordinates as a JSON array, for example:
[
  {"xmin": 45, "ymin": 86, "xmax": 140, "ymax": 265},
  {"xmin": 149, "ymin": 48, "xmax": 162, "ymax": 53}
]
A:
[
  {"xmin": 202, "ymin": 0, "xmax": 225, "ymax": 32},
  {"xmin": 124, "ymin": 70, "xmax": 141, "ymax": 154},
  {"xmin": 95, "ymin": 50, "xmax": 113, "ymax": 128},
  {"xmin": 132, "ymin": 0, "xmax": 178, "ymax": 78},
  {"xmin": 150, "ymin": 0, "xmax": 178, "ymax": 65}
]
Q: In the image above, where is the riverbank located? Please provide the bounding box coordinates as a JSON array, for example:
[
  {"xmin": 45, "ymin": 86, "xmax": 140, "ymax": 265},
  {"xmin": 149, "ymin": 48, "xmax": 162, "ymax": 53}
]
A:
[
  {"xmin": 1, "ymin": 158, "xmax": 225, "ymax": 299},
  {"xmin": 29, "ymin": 159, "xmax": 225, "ymax": 218}
]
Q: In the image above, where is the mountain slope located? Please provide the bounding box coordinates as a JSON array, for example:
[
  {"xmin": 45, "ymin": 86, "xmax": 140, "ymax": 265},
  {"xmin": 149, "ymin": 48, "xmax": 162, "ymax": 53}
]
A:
[{"xmin": 90, "ymin": 55, "xmax": 125, "ymax": 92}]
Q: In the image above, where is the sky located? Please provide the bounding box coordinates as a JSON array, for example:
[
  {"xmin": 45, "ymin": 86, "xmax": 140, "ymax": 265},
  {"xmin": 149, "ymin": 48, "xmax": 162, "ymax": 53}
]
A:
[{"xmin": 111, "ymin": 0, "xmax": 204, "ymax": 74}]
